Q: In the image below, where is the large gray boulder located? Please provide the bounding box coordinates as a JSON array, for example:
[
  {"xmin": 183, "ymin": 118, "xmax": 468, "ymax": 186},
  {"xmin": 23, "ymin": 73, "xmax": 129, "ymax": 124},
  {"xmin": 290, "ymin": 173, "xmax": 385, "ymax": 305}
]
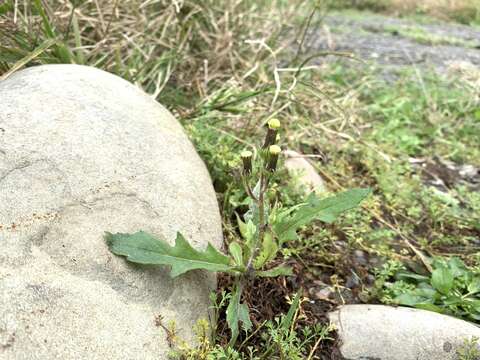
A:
[
  {"xmin": 0, "ymin": 65, "xmax": 223, "ymax": 359},
  {"xmin": 329, "ymin": 304, "xmax": 480, "ymax": 360}
]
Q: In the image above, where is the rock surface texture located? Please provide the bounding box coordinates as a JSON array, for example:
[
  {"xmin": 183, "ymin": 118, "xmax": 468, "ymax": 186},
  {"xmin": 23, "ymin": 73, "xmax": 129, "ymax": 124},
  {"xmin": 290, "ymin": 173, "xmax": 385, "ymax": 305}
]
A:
[
  {"xmin": 0, "ymin": 65, "xmax": 223, "ymax": 359},
  {"xmin": 329, "ymin": 304, "xmax": 480, "ymax": 360},
  {"xmin": 283, "ymin": 150, "xmax": 326, "ymax": 193}
]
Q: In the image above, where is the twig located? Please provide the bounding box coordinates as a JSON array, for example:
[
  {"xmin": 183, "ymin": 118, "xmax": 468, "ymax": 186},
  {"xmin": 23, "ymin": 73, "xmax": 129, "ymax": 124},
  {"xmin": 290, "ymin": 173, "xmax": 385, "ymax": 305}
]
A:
[{"xmin": 306, "ymin": 334, "xmax": 324, "ymax": 360}]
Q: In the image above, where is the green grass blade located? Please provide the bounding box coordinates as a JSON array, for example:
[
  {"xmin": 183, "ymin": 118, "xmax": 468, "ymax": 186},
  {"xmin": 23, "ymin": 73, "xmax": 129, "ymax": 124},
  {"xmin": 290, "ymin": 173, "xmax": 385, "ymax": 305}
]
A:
[
  {"xmin": 32, "ymin": 0, "xmax": 73, "ymax": 63},
  {"xmin": 0, "ymin": 38, "xmax": 58, "ymax": 81}
]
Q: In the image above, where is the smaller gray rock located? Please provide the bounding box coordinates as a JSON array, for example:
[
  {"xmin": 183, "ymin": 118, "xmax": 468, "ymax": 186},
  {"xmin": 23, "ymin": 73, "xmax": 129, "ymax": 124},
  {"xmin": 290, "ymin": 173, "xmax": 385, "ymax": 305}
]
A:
[
  {"xmin": 283, "ymin": 150, "xmax": 326, "ymax": 193},
  {"xmin": 329, "ymin": 305, "xmax": 480, "ymax": 360},
  {"xmin": 309, "ymin": 285, "xmax": 334, "ymax": 301}
]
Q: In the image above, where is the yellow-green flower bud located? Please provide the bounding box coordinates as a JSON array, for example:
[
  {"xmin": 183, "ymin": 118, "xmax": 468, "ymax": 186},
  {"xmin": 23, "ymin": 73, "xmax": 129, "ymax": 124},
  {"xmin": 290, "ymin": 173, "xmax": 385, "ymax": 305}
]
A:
[
  {"xmin": 241, "ymin": 150, "xmax": 253, "ymax": 175},
  {"xmin": 263, "ymin": 120, "xmax": 280, "ymax": 148},
  {"xmin": 269, "ymin": 145, "xmax": 281, "ymax": 155},
  {"xmin": 268, "ymin": 118, "xmax": 281, "ymax": 130},
  {"xmin": 267, "ymin": 145, "xmax": 281, "ymax": 172}
]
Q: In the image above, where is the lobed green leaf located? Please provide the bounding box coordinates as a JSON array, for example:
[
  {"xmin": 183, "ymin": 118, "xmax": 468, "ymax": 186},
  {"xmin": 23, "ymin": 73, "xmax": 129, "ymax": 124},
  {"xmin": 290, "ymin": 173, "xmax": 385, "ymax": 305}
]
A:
[
  {"xmin": 105, "ymin": 231, "xmax": 234, "ymax": 277},
  {"xmin": 273, "ymin": 188, "xmax": 371, "ymax": 244}
]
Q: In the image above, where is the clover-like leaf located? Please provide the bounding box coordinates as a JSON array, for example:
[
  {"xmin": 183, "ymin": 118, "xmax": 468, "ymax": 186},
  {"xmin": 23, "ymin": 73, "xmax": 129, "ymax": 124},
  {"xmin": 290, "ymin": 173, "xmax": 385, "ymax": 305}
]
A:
[{"xmin": 105, "ymin": 231, "xmax": 234, "ymax": 277}]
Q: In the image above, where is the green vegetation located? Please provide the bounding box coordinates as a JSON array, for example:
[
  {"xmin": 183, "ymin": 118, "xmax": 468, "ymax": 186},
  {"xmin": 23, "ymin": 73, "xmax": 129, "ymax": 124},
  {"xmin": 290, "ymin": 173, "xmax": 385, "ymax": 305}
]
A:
[
  {"xmin": 106, "ymin": 119, "xmax": 370, "ymax": 348},
  {"xmin": 328, "ymin": 0, "xmax": 390, "ymax": 12},
  {"xmin": 374, "ymin": 257, "xmax": 480, "ymax": 321},
  {"xmin": 319, "ymin": 64, "xmax": 480, "ymax": 253},
  {"xmin": 1, "ymin": 0, "xmax": 480, "ymax": 358},
  {"xmin": 383, "ymin": 25, "xmax": 478, "ymax": 47},
  {"xmin": 329, "ymin": 0, "xmax": 480, "ymax": 25},
  {"xmin": 166, "ymin": 293, "xmax": 335, "ymax": 359},
  {"xmin": 457, "ymin": 337, "xmax": 480, "ymax": 360}
]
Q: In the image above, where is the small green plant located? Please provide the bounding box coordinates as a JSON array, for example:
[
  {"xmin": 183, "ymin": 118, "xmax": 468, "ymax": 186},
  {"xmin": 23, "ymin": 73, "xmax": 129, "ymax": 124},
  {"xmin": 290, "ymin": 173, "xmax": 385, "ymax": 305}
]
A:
[
  {"xmin": 375, "ymin": 257, "xmax": 480, "ymax": 321},
  {"xmin": 384, "ymin": 25, "xmax": 478, "ymax": 48},
  {"xmin": 457, "ymin": 336, "xmax": 480, "ymax": 360},
  {"xmin": 105, "ymin": 119, "xmax": 370, "ymax": 346},
  {"xmin": 259, "ymin": 293, "xmax": 335, "ymax": 360},
  {"xmin": 168, "ymin": 292, "xmax": 334, "ymax": 359}
]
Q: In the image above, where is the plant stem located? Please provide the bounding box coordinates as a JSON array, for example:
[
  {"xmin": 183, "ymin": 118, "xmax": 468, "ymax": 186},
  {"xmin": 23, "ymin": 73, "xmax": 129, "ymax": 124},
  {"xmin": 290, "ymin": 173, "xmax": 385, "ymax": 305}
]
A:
[
  {"xmin": 245, "ymin": 171, "xmax": 266, "ymax": 274},
  {"xmin": 242, "ymin": 176, "xmax": 258, "ymax": 202}
]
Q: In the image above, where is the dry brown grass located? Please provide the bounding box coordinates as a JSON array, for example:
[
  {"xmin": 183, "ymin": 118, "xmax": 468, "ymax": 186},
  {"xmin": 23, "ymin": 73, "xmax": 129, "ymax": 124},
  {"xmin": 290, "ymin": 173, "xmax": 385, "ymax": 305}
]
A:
[{"xmin": 1, "ymin": 0, "xmax": 304, "ymax": 102}]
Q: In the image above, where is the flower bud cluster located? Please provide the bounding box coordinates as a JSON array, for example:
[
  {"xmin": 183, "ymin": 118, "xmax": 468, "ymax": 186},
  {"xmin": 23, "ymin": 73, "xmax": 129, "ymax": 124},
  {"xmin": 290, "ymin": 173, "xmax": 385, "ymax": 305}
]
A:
[{"xmin": 241, "ymin": 118, "xmax": 282, "ymax": 175}]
